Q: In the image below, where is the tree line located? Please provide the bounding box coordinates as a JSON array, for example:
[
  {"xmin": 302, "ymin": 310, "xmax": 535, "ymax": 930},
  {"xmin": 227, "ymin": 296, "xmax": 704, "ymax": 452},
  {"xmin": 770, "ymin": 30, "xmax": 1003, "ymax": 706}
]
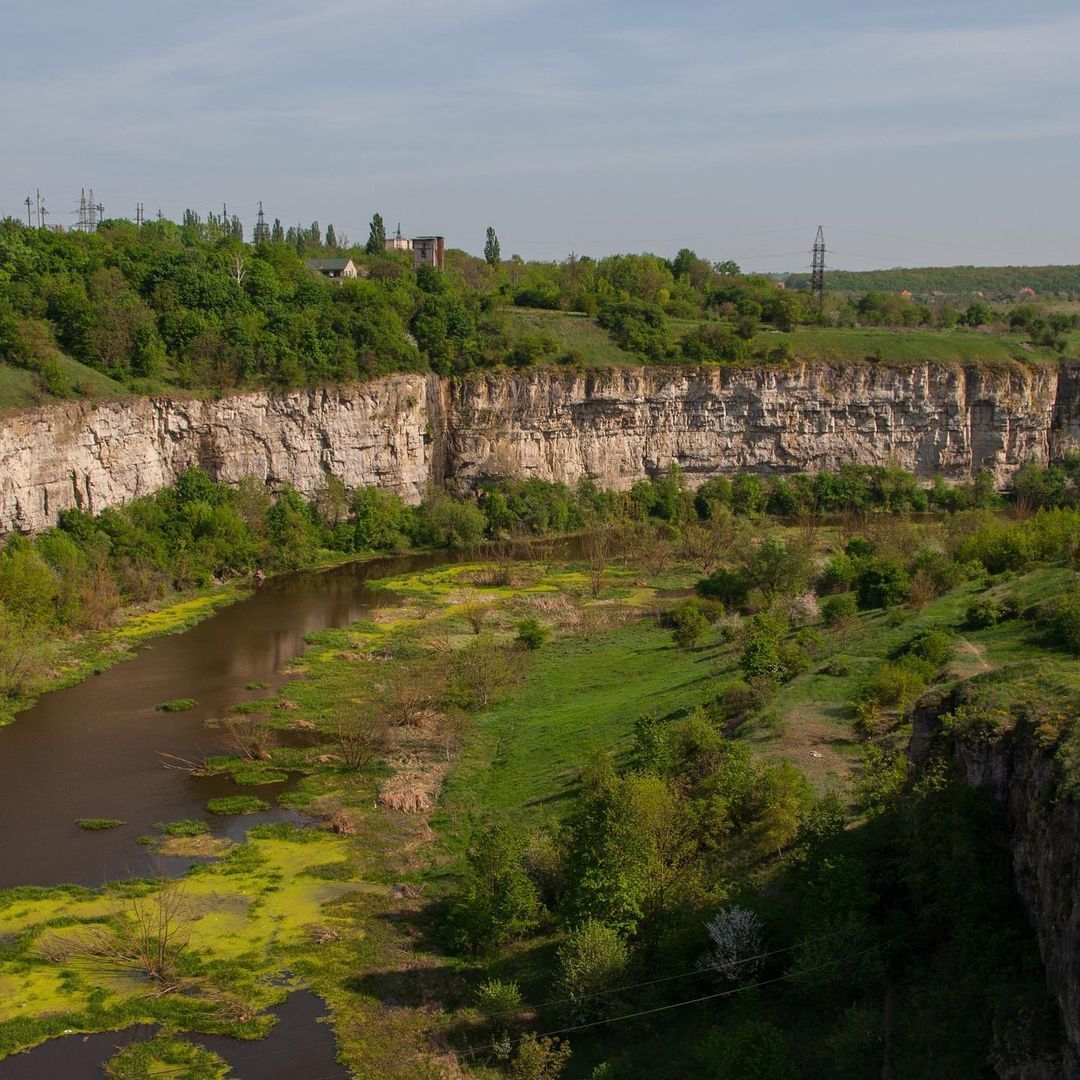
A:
[{"xmin": 4, "ymin": 216, "xmax": 1074, "ymax": 404}]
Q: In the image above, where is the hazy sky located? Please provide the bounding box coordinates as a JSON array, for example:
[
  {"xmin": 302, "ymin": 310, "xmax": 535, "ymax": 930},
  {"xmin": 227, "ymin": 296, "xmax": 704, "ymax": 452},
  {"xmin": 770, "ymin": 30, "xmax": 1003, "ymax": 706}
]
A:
[{"xmin": 4, "ymin": 1, "xmax": 1079, "ymax": 270}]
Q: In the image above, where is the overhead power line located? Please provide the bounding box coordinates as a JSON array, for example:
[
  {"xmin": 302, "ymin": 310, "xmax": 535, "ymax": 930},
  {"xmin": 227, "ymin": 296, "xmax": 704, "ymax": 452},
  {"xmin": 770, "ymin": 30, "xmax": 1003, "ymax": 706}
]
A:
[{"xmin": 458, "ymin": 933, "xmax": 906, "ymax": 1063}]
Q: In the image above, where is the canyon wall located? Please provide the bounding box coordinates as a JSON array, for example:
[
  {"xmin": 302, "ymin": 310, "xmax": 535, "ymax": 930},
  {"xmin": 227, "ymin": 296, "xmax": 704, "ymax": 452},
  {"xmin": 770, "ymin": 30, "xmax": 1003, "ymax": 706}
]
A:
[
  {"xmin": 912, "ymin": 700, "xmax": 1080, "ymax": 1077},
  {"xmin": 1, "ymin": 361, "xmax": 1079, "ymax": 534}
]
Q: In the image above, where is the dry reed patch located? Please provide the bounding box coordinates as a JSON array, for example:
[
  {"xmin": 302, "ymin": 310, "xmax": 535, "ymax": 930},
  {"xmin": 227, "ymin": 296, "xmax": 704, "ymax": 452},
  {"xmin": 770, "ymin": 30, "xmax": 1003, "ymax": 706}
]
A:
[
  {"xmin": 158, "ymin": 834, "xmax": 232, "ymax": 858},
  {"xmin": 520, "ymin": 591, "xmax": 581, "ymax": 630},
  {"xmin": 377, "ymin": 755, "xmax": 449, "ymax": 815}
]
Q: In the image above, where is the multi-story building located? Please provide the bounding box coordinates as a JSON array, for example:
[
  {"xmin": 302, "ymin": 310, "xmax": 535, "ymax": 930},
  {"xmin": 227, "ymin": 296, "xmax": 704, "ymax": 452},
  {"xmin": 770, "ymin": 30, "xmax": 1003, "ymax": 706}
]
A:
[{"xmin": 412, "ymin": 236, "xmax": 445, "ymax": 270}]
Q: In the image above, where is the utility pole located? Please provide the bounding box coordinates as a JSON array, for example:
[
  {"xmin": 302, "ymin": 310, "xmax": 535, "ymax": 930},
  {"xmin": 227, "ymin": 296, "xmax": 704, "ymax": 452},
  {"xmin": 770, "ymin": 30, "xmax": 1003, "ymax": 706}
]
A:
[
  {"xmin": 24, "ymin": 195, "xmax": 32, "ymax": 227},
  {"xmin": 810, "ymin": 225, "xmax": 826, "ymax": 311}
]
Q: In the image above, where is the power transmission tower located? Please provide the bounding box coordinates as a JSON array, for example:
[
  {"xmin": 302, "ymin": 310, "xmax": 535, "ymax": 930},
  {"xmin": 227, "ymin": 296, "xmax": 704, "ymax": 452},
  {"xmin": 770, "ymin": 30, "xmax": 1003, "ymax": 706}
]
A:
[
  {"xmin": 88, "ymin": 189, "xmax": 97, "ymax": 229},
  {"xmin": 24, "ymin": 195, "xmax": 32, "ymax": 226},
  {"xmin": 136, "ymin": 203, "xmax": 144, "ymax": 230},
  {"xmin": 253, "ymin": 200, "xmax": 270, "ymax": 244},
  {"xmin": 810, "ymin": 226, "xmax": 826, "ymax": 311}
]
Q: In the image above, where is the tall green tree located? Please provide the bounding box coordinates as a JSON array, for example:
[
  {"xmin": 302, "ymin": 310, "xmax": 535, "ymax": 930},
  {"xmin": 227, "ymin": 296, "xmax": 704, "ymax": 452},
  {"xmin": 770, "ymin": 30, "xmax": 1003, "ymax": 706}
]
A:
[
  {"xmin": 366, "ymin": 213, "xmax": 386, "ymax": 255},
  {"xmin": 325, "ymin": 224, "xmax": 337, "ymax": 249},
  {"xmin": 484, "ymin": 226, "xmax": 501, "ymax": 267}
]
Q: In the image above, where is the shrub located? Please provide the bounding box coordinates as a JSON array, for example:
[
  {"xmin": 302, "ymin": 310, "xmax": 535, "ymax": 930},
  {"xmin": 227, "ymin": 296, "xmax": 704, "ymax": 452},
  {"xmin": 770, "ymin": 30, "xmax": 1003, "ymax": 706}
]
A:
[
  {"xmin": 861, "ymin": 658, "xmax": 931, "ymax": 707},
  {"xmin": 475, "ymin": 978, "xmax": 524, "ymax": 1021},
  {"xmin": 954, "ymin": 519, "xmax": 1034, "ymax": 574},
  {"xmin": 853, "ymin": 700, "xmax": 882, "ymax": 740},
  {"xmin": 695, "ymin": 1021, "xmax": 797, "ymax": 1080},
  {"xmin": 516, "ymin": 618, "xmax": 549, "ymax": 650},
  {"xmin": 449, "ymin": 825, "xmax": 541, "ymax": 953},
  {"xmin": 672, "ymin": 604, "xmax": 710, "ymax": 648},
  {"xmin": 776, "ymin": 640, "xmax": 811, "ymax": 681},
  {"xmin": 783, "ymin": 592, "xmax": 820, "ymax": 626},
  {"xmin": 821, "ymin": 593, "xmax": 857, "ymax": 627},
  {"xmin": 845, "ymin": 537, "xmax": 875, "ymax": 560},
  {"xmin": 854, "ymin": 558, "xmax": 909, "ymax": 610},
  {"xmin": 740, "ymin": 635, "xmax": 783, "ymax": 682},
  {"xmin": 999, "ymin": 597, "xmax": 1021, "ymax": 621},
  {"xmin": 700, "ymin": 906, "xmax": 763, "ymax": 981},
  {"xmin": 941, "ymin": 702, "xmax": 1012, "ymax": 741},
  {"xmin": 823, "ymin": 655, "xmax": 852, "ymax": 677},
  {"xmin": 965, "ymin": 598, "xmax": 1000, "ymax": 629},
  {"xmin": 905, "ymin": 629, "xmax": 955, "ymax": 668},
  {"xmin": 1047, "ymin": 588, "xmax": 1080, "ymax": 654},
  {"xmin": 792, "ymin": 626, "xmax": 824, "ymax": 656},
  {"xmin": 555, "ymin": 920, "xmax": 629, "ymax": 1021},
  {"xmin": 820, "ymin": 553, "xmax": 856, "ymax": 593},
  {"xmin": 630, "ymin": 713, "xmax": 673, "ymax": 774},
  {"xmin": 721, "ymin": 680, "xmax": 758, "ymax": 718},
  {"xmin": 697, "ymin": 568, "xmax": 750, "ymax": 609},
  {"xmin": 510, "ymin": 1034, "xmax": 572, "ymax": 1080},
  {"xmin": 933, "ymin": 557, "xmax": 972, "ymax": 593}
]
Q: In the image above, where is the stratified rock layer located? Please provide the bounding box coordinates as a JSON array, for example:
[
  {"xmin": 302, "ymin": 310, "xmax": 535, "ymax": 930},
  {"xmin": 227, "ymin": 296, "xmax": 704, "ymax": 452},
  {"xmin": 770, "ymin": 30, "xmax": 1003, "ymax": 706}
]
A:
[{"xmin": 1, "ymin": 361, "xmax": 1078, "ymax": 534}]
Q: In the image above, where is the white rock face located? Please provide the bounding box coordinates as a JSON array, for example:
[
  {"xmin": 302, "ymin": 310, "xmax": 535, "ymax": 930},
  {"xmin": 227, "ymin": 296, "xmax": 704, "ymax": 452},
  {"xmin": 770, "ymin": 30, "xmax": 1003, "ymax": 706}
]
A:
[
  {"xmin": 1, "ymin": 362, "xmax": 1077, "ymax": 534},
  {"xmin": 444, "ymin": 362, "xmax": 1080, "ymax": 492},
  {"xmin": 0, "ymin": 377, "xmax": 433, "ymax": 534}
]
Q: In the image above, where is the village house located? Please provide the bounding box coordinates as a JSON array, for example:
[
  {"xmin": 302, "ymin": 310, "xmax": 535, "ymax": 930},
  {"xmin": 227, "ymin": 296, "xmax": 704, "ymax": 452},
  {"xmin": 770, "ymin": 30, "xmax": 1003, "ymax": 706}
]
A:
[{"xmin": 305, "ymin": 257, "xmax": 358, "ymax": 280}]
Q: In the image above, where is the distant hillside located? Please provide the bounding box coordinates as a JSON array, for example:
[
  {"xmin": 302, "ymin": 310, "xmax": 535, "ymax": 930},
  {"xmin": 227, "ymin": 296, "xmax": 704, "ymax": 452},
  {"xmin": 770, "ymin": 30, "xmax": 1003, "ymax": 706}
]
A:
[{"xmin": 784, "ymin": 265, "xmax": 1080, "ymax": 297}]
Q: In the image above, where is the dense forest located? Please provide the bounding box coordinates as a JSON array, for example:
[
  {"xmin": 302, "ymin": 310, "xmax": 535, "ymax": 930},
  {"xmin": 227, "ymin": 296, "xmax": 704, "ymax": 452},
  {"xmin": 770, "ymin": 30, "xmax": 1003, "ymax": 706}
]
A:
[{"xmin": 1, "ymin": 217, "xmax": 1076, "ymax": 407}]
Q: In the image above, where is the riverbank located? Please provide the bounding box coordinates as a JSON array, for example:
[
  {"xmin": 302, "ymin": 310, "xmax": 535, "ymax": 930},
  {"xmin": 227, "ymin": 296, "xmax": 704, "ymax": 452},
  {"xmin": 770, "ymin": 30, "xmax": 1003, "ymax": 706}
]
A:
[
  {"xmin": 2, "ymin": 515, "xmax": 1075, "ymax": 1076},
  {"xmin": 0, "ymin": 546, "xmax": 440, "ymax": 730},
  {"xmin": 0, "ymin": 582, "xmax": 249, "ymax": 727},
  {"xmin": 0, "ymin": 553, "xmax": 694, "ymax": 1073}
]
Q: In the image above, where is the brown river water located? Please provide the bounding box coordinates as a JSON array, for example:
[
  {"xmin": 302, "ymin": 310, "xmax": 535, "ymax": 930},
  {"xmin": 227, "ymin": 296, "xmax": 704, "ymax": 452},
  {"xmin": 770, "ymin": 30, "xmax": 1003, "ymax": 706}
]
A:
[
  {"xmin": 0, "ymin": 543, "xmax": 567, "ymax": 1078},
  {"xmin": 0, "ymin": 547, "xmax": 524, "ymax": 890}
]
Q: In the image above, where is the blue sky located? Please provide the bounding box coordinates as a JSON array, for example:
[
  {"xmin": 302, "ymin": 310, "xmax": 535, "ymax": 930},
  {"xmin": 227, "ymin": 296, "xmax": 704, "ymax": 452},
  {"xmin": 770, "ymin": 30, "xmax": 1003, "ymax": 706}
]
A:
[{"xmin": 3, "ymin": 1, "xmax": 1079, "ymax": 270}]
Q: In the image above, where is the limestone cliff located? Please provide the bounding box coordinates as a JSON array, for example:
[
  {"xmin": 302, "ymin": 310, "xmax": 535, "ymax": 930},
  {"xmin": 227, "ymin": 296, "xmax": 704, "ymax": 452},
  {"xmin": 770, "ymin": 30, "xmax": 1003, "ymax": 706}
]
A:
[
  {"xmin": 1, "ymin": 360, "xmax": 1078, "ymax": 534},
  {"xmin": 0, "ymin": 377, "xmax": 432, "ymax": 534},
  {"xmin": 912, "ymin": 700, "xmax": 1080, "ymax": 1077},
  {"xmin": 445, "ymin": 362, "xmax": 1078, "ymax": 493}
]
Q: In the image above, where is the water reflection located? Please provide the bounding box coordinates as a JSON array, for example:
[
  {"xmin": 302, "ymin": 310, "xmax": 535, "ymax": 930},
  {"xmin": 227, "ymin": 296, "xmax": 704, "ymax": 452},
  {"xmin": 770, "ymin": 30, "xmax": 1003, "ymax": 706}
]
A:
[{"xmin": 0, "ymin": 548, "xmax": 493, "ymax": 887}]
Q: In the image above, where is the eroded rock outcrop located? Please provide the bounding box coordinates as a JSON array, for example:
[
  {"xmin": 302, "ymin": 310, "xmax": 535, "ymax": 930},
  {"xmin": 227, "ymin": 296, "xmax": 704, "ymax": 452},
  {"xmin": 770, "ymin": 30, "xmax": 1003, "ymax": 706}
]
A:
[
  {"xmin": 1, "ymin": 360, "xmax": 1078, "ymax": 534},
  {"xmin": 912, "ymin": 702, "xmax": 1080, "ymax": 1077},
  {"xmin": 0, "ymin": 377, "xmax": 432, "ymax": 534},
  {"xmin": 445, "ymin": 362, "xmax": 1078, "ymax": 493}
]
